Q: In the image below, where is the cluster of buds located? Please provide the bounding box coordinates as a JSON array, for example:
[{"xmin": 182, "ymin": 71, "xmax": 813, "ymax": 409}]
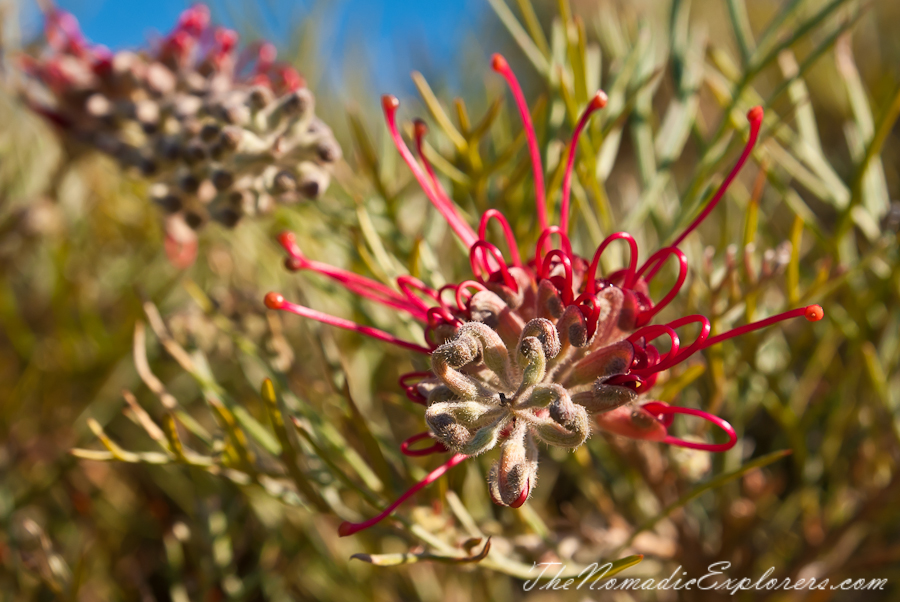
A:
[
  {"xmin": 263, "ymin": 55, "xmax": 823, "ymax": 536},
  {"xmin": 22, "ymin": 5, "xmax": 340, "ymax": 262},
  {"xmin": 425, "ymin": 320, "xmax": 592, "ymax": 507}
]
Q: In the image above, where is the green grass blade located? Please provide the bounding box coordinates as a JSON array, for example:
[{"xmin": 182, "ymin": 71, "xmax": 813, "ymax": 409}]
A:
[{"xmin": 615, "ymin": 449, "xmax": 793, "ymax": 553}]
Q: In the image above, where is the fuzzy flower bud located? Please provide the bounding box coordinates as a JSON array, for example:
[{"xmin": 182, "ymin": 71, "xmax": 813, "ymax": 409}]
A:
[
  {"xmin": 24, "ymin": 5, "xmax": 341, "ymax": 266},
  {"xmin": 487, "ymin": 423, "xmax": 538, "ymax": 507}
]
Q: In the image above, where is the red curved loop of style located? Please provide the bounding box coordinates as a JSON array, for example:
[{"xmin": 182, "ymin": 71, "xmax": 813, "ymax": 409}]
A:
[
  {"xmin": 453, "ymin": 280, "xmax": 488, "ymax": 313},
  {"xmin": 642, "ymin": 402, "xmax": 737, "ymax": 452},
  {"xmin": 534, "ymin": 226, "xmax": 574, "ymax": 279},
  {"xmin": 400, "ymin": 432, "xmax": 448, "ymax": 456},
  {"xmin": 633, "ymin": 247, "xmax": 688, "ymax": 327},
  {"xmin": 586, "ymin": 232, "xmax": 639, "ymax": 294},
  {"xmin": 479, "ymin": 209, "xmax": 523, "ymax": 269},
  {"xmin": 469, "ymin": 241, "xmax": 518, "ymax": 293},
  {"xmin": 540, "ymin": 249, "xmax": 575, "ymax": 305}
]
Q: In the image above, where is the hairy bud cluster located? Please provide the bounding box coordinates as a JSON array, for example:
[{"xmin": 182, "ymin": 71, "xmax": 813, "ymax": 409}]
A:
[
  {"xmin": 23, "ymin": 5, "xmax": 340, "ymax": 240},
  {"xmin": 419, "ymin": 274, "xmax": 641, "ymax": 507}
]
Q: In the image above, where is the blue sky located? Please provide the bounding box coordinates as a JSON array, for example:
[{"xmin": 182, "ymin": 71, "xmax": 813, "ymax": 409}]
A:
[{"xmin": 30, "ymin": 0, "xmax": 489, "ymax": 92}]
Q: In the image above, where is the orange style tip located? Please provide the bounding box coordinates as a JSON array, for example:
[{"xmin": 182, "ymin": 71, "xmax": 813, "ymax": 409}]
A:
[
  {"xmin": 747, "ymin": 106, "xmax": 764, "ymax": 123},
  {"xmin": 804, "ymin": 305, "xmax": 824, "ymax": 322},
  {"xmin": 413, "ymin": 119, "xmax": 428, "ymax": 137},
  {"xmin": 337, "ymin": 522, "xmax": 357, "ymax": 537},
  {"xmin": 277, "ymin": 231, "xmax": 295, "ymax": 247},
  {"xmin": 264, "ymin": 292, "xmax": 285, "ymax": 310},
  {"xmin": 491, "ymin": 53, "xmax": 508, "ymax": 72},
  {"xmin": 590, "ymin": 90, "xmax": 608, "ymax": 109},
  {"xmin": 381, "ymin": 95, "xmax": 399, "ymax": 112}
]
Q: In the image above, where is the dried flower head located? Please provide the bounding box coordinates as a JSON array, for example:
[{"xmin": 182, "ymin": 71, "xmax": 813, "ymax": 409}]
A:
[
  {"xmin": 22, "ymin": 4, "xmax": 341, "ymax": 265},
  {"xmin": 264, "ymin": 55, "xmax": 823, "ymax": 536}
]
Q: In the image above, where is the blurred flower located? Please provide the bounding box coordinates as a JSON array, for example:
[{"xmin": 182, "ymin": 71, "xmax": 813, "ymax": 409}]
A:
[
  {"xmin": 265, "ymin": 55, "xmax": 823, "ymax": 536},
  {"xmin": 21, "ymin": 4, "xmax": 341, "ymax": 266}
]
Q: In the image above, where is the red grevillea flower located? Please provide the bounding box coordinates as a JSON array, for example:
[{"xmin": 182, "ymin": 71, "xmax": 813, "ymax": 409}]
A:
[
  {"xmin": 23, "ymin": 3, "xmax": 340, "ymax": 267},
  {"xmin": 264, "ymin": 54, "xmax": 823, "ymax": 536}
]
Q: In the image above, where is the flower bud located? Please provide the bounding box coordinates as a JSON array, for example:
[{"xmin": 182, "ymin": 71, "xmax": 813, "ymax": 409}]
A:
[
  {"xmin": 518, "ymin": 318, "xmax": 560, "ymax": 360},
  {"xmin": 517, "ymin": 337, "xmax": 548, "ymax": 389},
  {"xmin": 431, "ymin": 335, "xmax": 492, "ymax": 400},
  {"xmin": 556, "ymin": 305, "xmax": 588, "ymax": 348},
  {"xmin": 527, "ymin": 385, "xmax": 589, "ymax": 448},
  {"xmin": 425, "ymin": 401, "xmax": 507, "ymax": 456},
  {"xmin": 564, "ymin": 339, "xmax": 634, "ymax": 387},
  {"xmin": 211, "ymin": 169, "xmax": 234, "ymax": 191},
  {"xmin": 595, "ymin": 404, "xmax": 667, "ymax": 442},
  {"xmin": 296, "ymin": 163, "xmax": 330, "ymax": 199},
  {"xmin": 572, "ymin": 380, "xmax": 637, "ymax": 415},
  {"xmin": 271, "ymin": 170, "xmax": 297, "ymax": 194},
  {"xmin": 537, "ymin": 279, "xmax": 564, "ymax": 319},
  {"xmin": 593, "ymin": 286, "xmax": 624, "ymax": 343},
  {"xmin": 488, "ymin": 426, "xmax": 538, "ymax": 507}
]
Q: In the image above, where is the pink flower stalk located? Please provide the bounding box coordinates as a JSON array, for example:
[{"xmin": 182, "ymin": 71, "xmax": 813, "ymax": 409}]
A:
[
  {"xmin": 264, "ymin": 55, "xmax": 823, "ymax": 536},
  {"xmin": 23, "ymin": 3, "xmax": 340, "ymax": 267}
]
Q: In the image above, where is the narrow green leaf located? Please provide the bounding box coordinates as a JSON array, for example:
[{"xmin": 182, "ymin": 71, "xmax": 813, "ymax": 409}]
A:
[
  {"xmin": 291, "ymin": 416, "xmax": 382, "ymax": 507},
  {"xmin": 411, "ymin": 72, "xmax": 468, "ymax": 152},
  {"xmin": 486, "ymin": 0, "xmax": 550, "ymax": 75},
  {"xmin": 205, "ymin": 392, "xmax": 256, "ymax": 473},
  {"xmin": 483, "ymin": 553, "xmax": 643, "ymax": 582},
  {"xmin": 454, "ymin": 98, "xmax": 471, "ymax": 137},
  {"xmin": 755, "ymin": 0, "xmax": 804, "ymax": 53},
  {"xmin": 656, "ymin": 26, "xmax": 705, "ymax": 164},
  {"xmin": 348, "ymin": 109, "xmax": 391, "ymax": 202},
  {"xmin": 750, "ymin": 0, "xmax": 849, "ymax": 75},
  {"xmin": 850, "ymin": 80, "xmax": 900, "ymax": 210},
  {"xmin": 725, "ymin": 0, "xmax": 756, "ymax": 64},
  {"xmin": 261, "ymin": 379, "xmax": 329, "ymax": 511},
  {"xmin": 351, "ymin": 538, "xmax": 492, "ymax": 566},
  {"xmin": 515, "ymin": 0, "xmax": 550, "ymax": 57},
  {"xmin": 860, "ymin": 342, "xmax": 900, "ymax": 446},
  {"xmin": 162, "ymin": 413, "xmax": 187, "ymax": 462},
  {"xmin": 71, "ymin": 448, "xmax": 174, "ymax": 465},
  {"xmin": 837, "ymin": 33, "xmax": 890, "ymax": 216},
  {"xmin": 340, "ymin": 373, "xmax": 395, "ymax": 491},
  {"xmin": 468, "ymin": 97, "xmax": 503, "ymax": 143},
  {"xmin": 121, "ymin": 390, "xmax": 169, "ymax": 450},
  {"xmin": 85, "ymin": 419, "xmax": 132, "ymax": 462},
  {"xmin": 568, "ymin": 17, "xmax": 589, "ymax": 106},
  {"xmin": 742, "ymin": 163, "xmax": 764, "ymax": 247},
  {"xmin": 615, "ymin": 449, "xmax": 793, "ymax": 553},
  {"xmin": 774, "ymin": 44, "xmax": 853, "ymax": 209},
  {"xmin": 787, "ymin": 214, "xmax": 803, "ymax": 306}
]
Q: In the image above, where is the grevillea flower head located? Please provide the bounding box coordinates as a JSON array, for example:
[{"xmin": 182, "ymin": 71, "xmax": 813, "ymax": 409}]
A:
[
  {"xmin": 264, "ymin": 55, "xmax": 823, "ymax": 536},
  {"xmin": 23, "ymin": 3, "xmax": 341, "ymax": 267}
]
